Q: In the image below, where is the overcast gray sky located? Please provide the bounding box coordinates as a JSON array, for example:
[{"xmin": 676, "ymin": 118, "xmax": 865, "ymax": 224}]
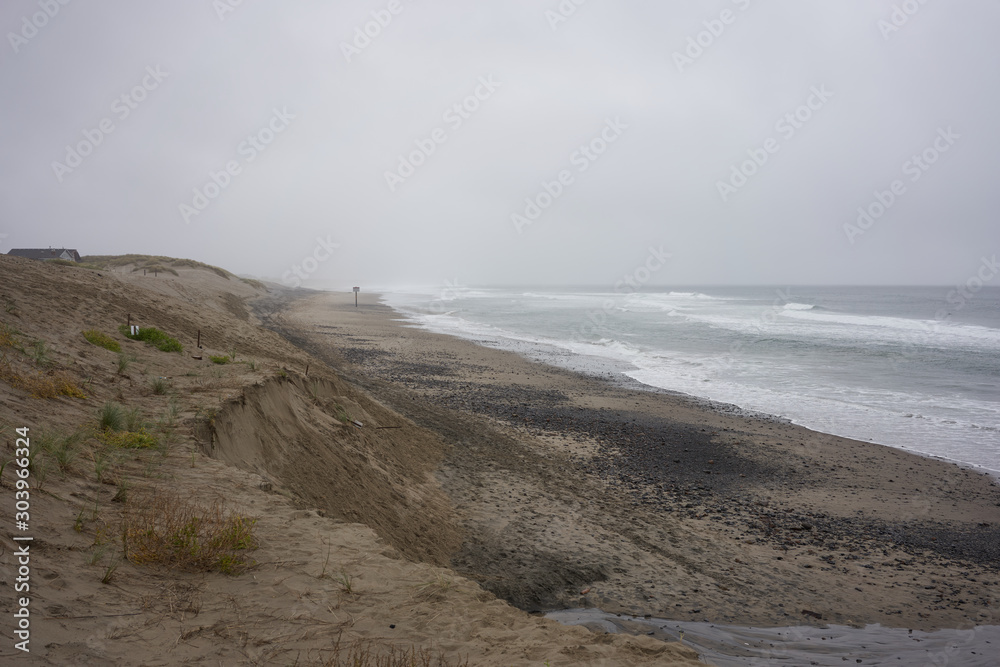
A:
[{"xmin": 2, "ymin": 1, "xmax": 998, "ymax": 289}]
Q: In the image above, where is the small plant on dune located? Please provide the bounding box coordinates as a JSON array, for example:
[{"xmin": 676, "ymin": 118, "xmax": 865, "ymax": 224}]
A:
[
  {"xmin": 37, "ymin": 429, "xmax": 82, "ymax": 474},
  {"xmin": 150, "ymin": 376, "xmax": 169, "ymax": 395},
  {"xmin": 74, "ymin": 509, "xmax": 86, "ymax": 533},
  {"xmin": 337, "ymin": 568, "xmax": 355, "ymax": 596},
  {"xmin": 123, "ymin": 407, "xmax": 146, "ymax": 432},
  {"xmin": 116, "ymin": 352, "xmax": 136, "ymax": 376},
  {"xmin": 3, "ymin": 297, "xmax": 18, "ymax": 316},
  {"xmin": 229, "ymin": 345, "xmax": 237, "ymax": 361},
  {"xmin": 30, "ymin": 340, "xmax": 51, "ymax": 367},
  {"xmin": 333, "ymin": 405, "xmax": 351, "ymax": 425},
  {"xmin": 92, "ymin": 448, "xmax": 115, "ymax": 483},
  {"xmin": 318, "ymin": 540, "xmax": 333, "ymax": 579},
  {"xmin": 0, "ymin": 322, "xmax": 19, "ymax": 347},
  {"xmin": 98, "ymin": 401, "xmax": 125, "ymax": 432},
  {"xmin": 209, "ymin": 355, "xmax": 229, "ymax": 365},
  {"xmin": 245, "ymin": 358, "xmax": 257, "ymax": 371},
  {"xmin": 87, "ymin": 544, "xmax": 108, "ymax": 566},
  {"xmin": 54, "ymin": 438, "xmax": 79, "ymax": 473},
  {"xmin": 101, "ymin": 556, "xmax": 121, "ymax": 584},
  {"xmin": 112, "ymin": 477, "xmax": 131, "ymax": 503},
  {"xmin": 119, "ymin": 325, "xmax": 182, "ymax": 353},
  {"xmin": 82, "ymin": 330, "xmax": 121, "ymax": 353}
]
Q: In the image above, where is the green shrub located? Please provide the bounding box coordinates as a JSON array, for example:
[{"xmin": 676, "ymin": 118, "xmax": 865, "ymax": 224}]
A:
[
  {"xmin": 119, "ymin": 325, "xmax": 182, "ymax": 353},
  {"xmin": 100, "ymin": 429, "xmax": 158, "ymax": 449},
  {"xmin": 83, "ymin": 330, "xmax": 121, "ymax": 353},
  {"xmin": 209, "ymin": 355, "xmax": 230, "ymax": 365}
]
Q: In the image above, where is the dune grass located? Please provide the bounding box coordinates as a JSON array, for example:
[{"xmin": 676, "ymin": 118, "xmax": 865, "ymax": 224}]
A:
[
  {"xmin": 122, "ymin": 491, "xmax": 258, "ymax": 574},
  {"xmin": 83, "ymin": 329, "xmax": 121, "ymax": 353},
  {"xmin": 84, "ymin": 254, "xmax": 233, "ymax": 280},
  {"xmin": 312, "ymin": 635, "xmax": 470, "ymax": 667},
  {"xmin": 0, "ymin": 358, "xmax": 86, "ymax": 399}
]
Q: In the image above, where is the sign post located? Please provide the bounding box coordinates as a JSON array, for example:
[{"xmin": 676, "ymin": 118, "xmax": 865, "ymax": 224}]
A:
[{"xmin": 353, "ymin": 286, "xmax": 360, "ymax": 307}]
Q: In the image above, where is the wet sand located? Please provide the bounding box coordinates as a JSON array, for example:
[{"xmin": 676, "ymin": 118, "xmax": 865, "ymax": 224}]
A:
[
  {"xmin": 547, "ymin": 609, "xmax": 1000, "ymax": 666},
  {"xmin": 269, "ymin": 290, "xmax": 1000, "ymax": 632}
]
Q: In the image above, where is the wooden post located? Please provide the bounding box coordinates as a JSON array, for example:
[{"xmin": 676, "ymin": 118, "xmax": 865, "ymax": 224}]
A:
[
  {"xmin": 305, "ymin": 363, "xmax": 309, "ymax": 376},
  {"xmin": 127, "ymin": 313, "xmax": 131, "ymax": 328},
  {"xmin": 197, "ymin": 330, "xmax": 201, "ymax": 349}
]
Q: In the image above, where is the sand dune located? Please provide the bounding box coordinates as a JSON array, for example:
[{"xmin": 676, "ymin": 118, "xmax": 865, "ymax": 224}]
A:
[{"xmin": 0, "ymin": 254, "xmax": 702, "ymax": 666}]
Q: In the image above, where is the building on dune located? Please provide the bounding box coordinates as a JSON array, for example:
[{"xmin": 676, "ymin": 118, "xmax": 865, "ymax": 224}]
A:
[{"xmin": 7, "ymin": 248, "xmax": 82, "ymax": 262}]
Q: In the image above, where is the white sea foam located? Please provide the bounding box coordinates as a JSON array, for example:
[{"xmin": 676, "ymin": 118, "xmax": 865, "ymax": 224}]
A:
[{"xmin": 379, "ymin": 287, "xmax": 1000, "ymax": 474}]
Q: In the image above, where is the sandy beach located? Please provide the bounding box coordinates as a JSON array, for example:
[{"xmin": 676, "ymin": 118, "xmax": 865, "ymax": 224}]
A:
[
  {"xmin": 1, "ymin": 255, "xmax": 998, "ymax": 666},
  {"xmin": 274, "ymin": 289, "xmax": 1000, "ymax": 631}
]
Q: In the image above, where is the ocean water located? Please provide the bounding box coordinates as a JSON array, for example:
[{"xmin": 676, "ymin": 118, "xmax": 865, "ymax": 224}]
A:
[{"xmin": 380, "ymin": 286, "xmax": 1000, "ymax": 475}]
